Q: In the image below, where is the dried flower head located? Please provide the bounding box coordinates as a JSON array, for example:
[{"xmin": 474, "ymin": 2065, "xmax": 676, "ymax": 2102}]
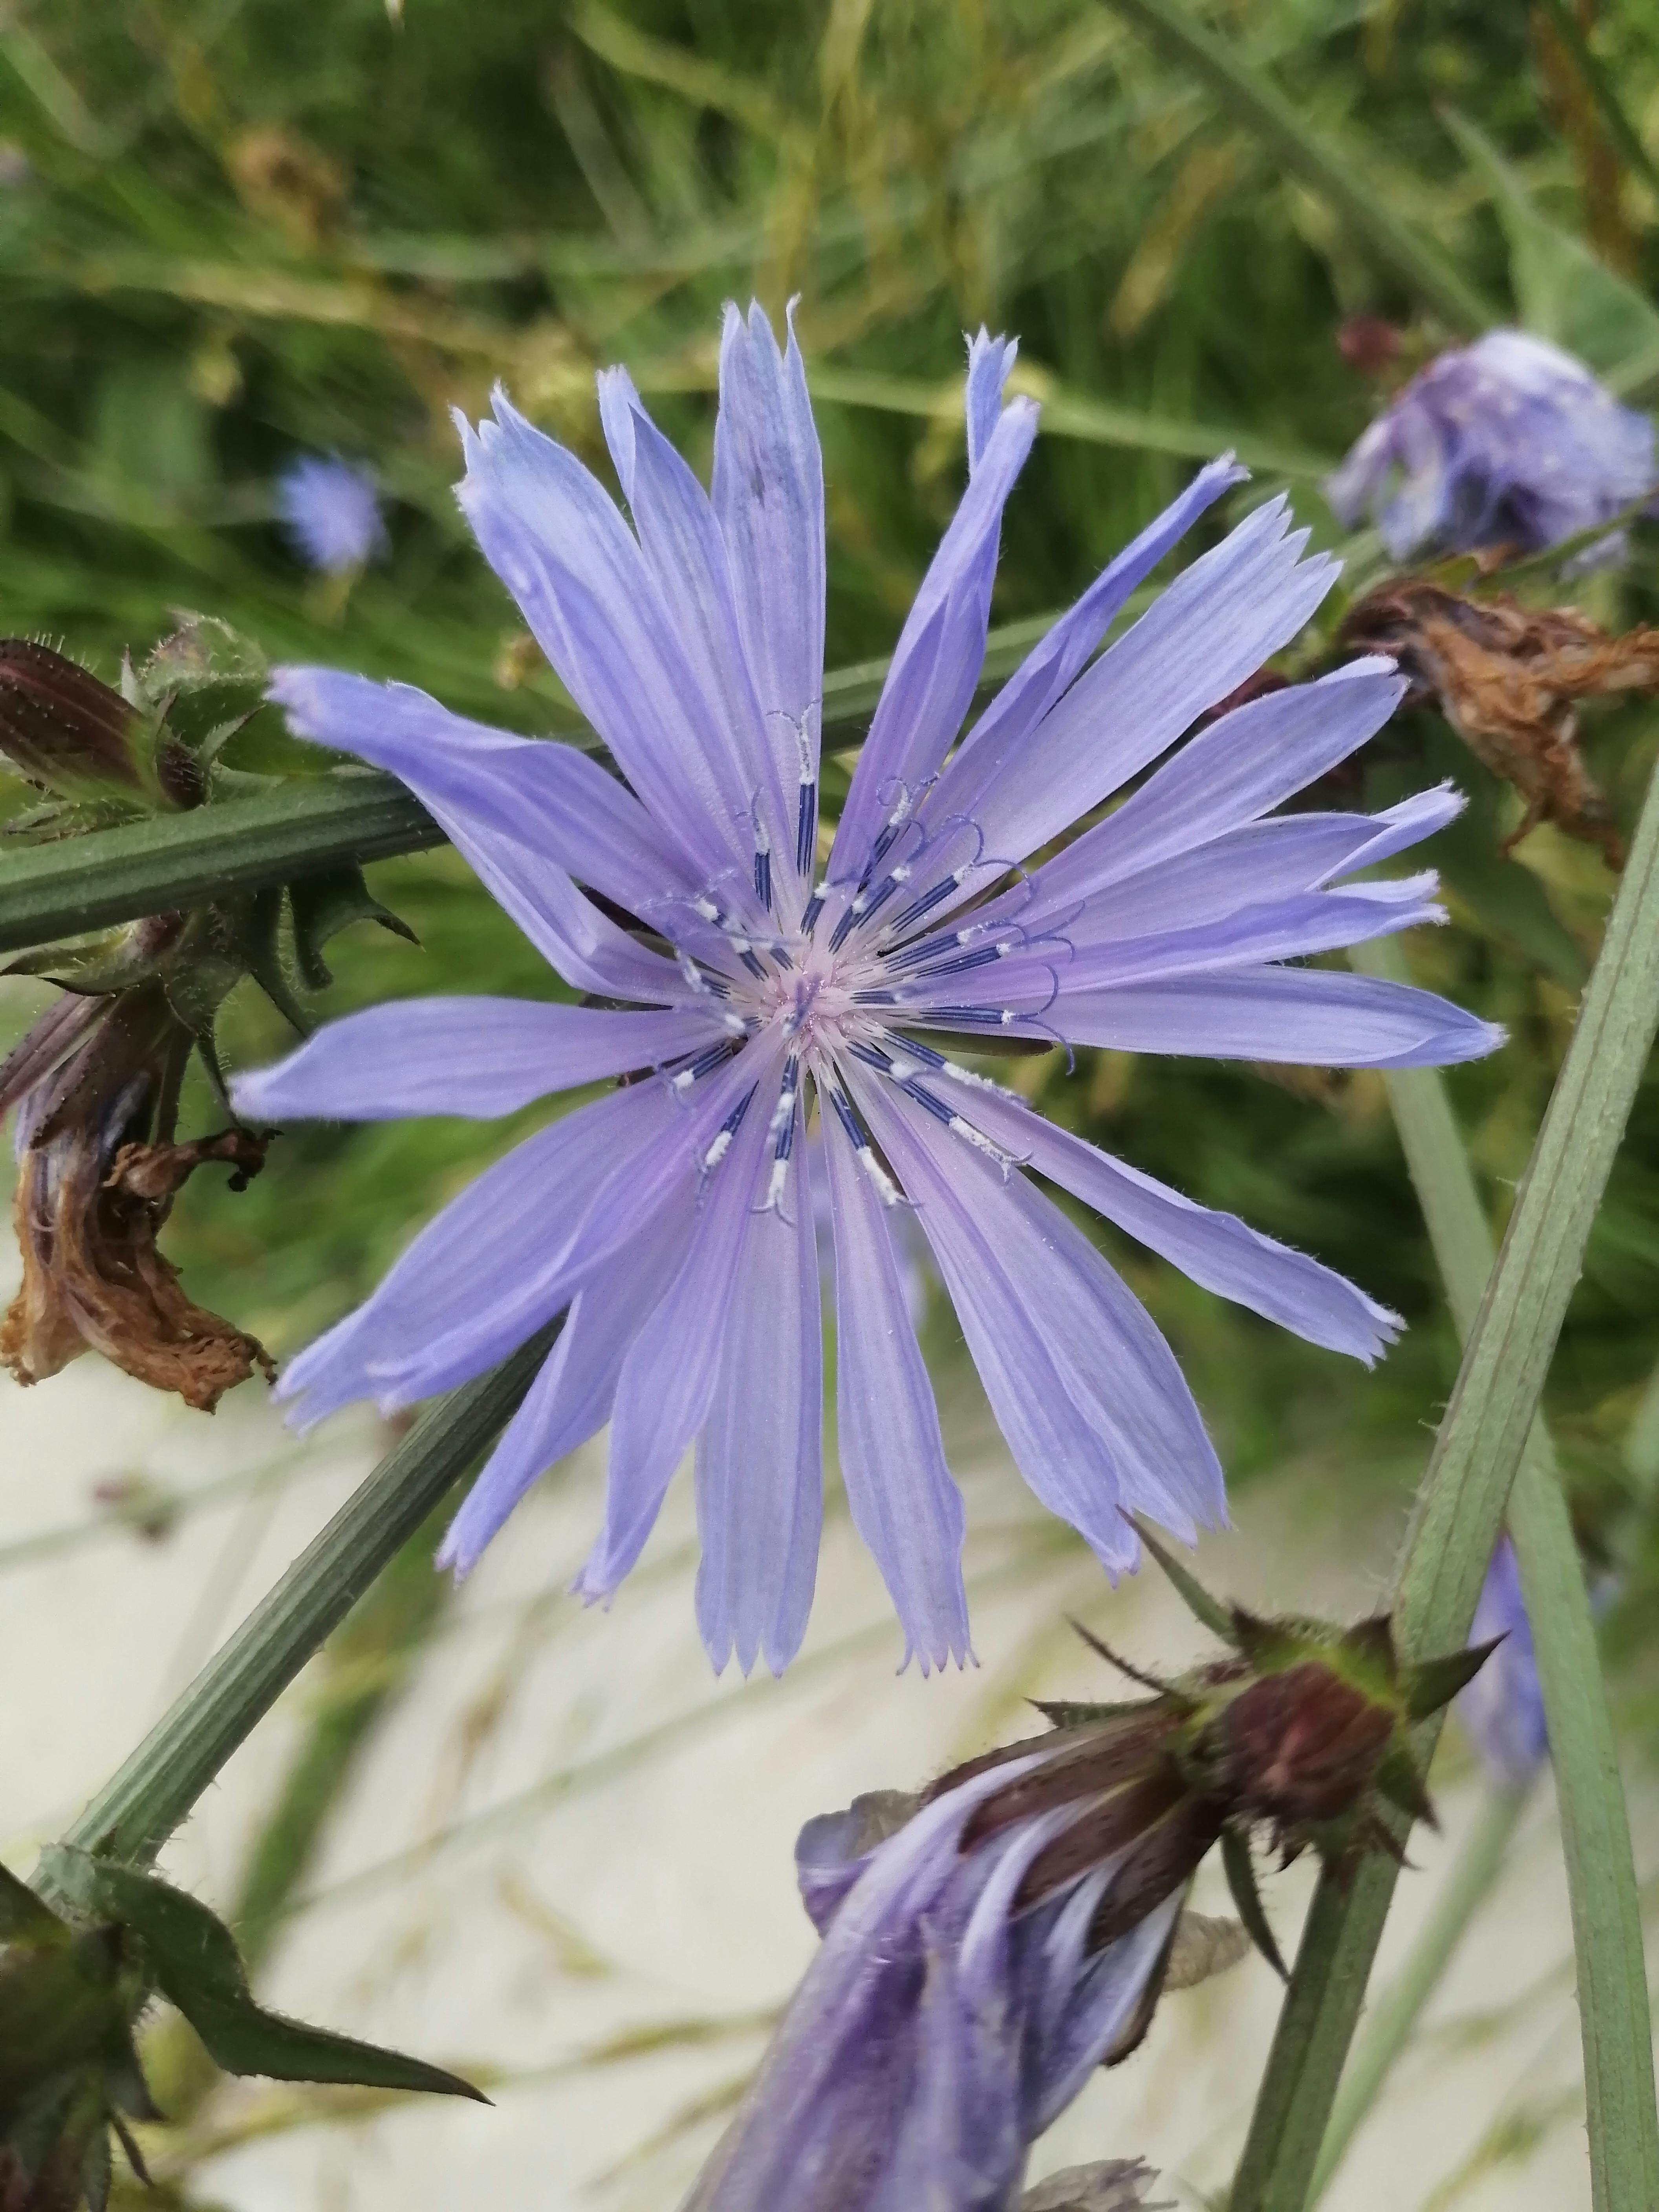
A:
[
  {"xmin": 0, "ymin": 964, "xmax": 274, "ymax": 1412},
  {"xmin": 0, "ymin": 621, "xmax": 417, "ymax": 1409},
  {"xmin": 1343, "ymin": 579, "xmax": 1659, "ymax": 866}
]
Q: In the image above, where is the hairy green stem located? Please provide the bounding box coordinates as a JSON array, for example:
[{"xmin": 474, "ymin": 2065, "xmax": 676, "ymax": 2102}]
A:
[
  {"xmin": 1232, "ymin": 752, "xmax": 1659, "ymax": 2212},
  {"xmin": 38, "ymin": 1324, "xmax": 556, "ymax": 1891},
  {"xmin": 1307, "ymin": 1785, "xmax": 1529, "ymax": 2203},
  {"xmin": 0, "ymin": 618, "xmax": 1058, "ymax": 955}
]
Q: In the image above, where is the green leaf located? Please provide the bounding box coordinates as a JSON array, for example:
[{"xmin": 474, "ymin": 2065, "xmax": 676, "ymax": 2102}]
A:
[
  {"xmin": 1099, "ymin": 0, "xmax": 1492, "ymax": 333},
  {"xmin": 1445, "ymin": 111, "xmax": 1659, "ymax": 374},
  {"xmin": 1403, "ymin": 1637, "xmax": 1502, "ymax": 1721},
  {"xmin": 1222, "ymin": 1826, "xmax": 1288, "ymax": 1982},
  {"xmin": 1371, "ymin": 1742, "xmax": 1435, "ymax": 1829},
  {"xmin": 0, "ymin": 1860, "xmax": 67, "ymax": 1945},
  {"xmin": 1127, "ymin": 1515, "xmax": 1239, "ymax": 1644},
  {"xmin": 289, "ymin": 862, "xmax": 418, "ymax": 991},
  {"xmin": 1028, "ymin": 1698, "xmax": 1156, "ymax": 1729},
  {"xmin": 1533, "ymin": 0, "xmax": 1659, "ymax": 201},
  {"xmin": 240, "ymin": 886, "xmax": 311, "ymax": 1036},
  {"xmin": 41, "ymin": 1851, "xmax": 484, "ymax": 2103}
]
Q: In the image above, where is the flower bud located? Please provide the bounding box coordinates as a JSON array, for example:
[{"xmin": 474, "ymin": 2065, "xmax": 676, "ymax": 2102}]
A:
[
  {"xmin": 0, "ymin": 643, "xmax": 146, "ymax": 803},
  {"xmin": 1218, "ymin": 1658, "xmax": 1396, "ymax": 1831}
]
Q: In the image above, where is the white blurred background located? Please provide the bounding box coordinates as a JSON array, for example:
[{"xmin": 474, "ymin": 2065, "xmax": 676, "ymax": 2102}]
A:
[{"xmin": 2, "ymin": 1235, "xmax": 1643, "ymax": 2212}]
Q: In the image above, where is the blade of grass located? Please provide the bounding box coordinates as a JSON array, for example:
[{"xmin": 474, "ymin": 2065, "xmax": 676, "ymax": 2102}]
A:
[
  {"xmin": 1098, "ymin": 0, "xmax": 1494, "ymax": 334},
  {"xmin": 1231, "ymin": 749, "xmax": 1659, "ymax": 2212},
  {"xmin": 37, "ymin": 1320, "xmax": 558, "ymax": 1889},
  {"xmin": 1338, "ymin": 931, "xmax": 1659, "ymax": 2212},
  {"xmin": 1536, "ymin": 0, "xmax": 1659, "ymax": 200},
  {"xmin": 809, "ymin": 364, "xmax": 1332, "ymax": 478}
]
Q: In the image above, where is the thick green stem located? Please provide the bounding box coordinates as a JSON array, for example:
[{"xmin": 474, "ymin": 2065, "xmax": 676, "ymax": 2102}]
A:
[
  {"xmin": 1307, "ymin": 1785, "xmax": 1528, "ymax": 2204},
  {"xmin": 39, "ymin": 1324, "xmax": 555, "ymax": 1890},
  {"xmin": 1232, "ymin": 750, "xmax": 1659, "ymax": 2212},
  {"xmin": 0, "ymin": 621, "xmax": 1046, "ymax": 954}
]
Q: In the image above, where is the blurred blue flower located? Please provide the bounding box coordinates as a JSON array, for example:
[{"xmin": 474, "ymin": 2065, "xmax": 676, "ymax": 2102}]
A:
[
  {"xmin": 1458, "ymin": 1537, "xmax": 1547, "ymax": 1789},
  {"xmin": 680, "ymin": 1770, "xmax": 1178, "ymax": 2212},
  {"xmin": 235, "ymin": 306, "xmax": 1500, "ymax": 1675},
  {"xmin": 276, "ymin": 454, "xmax": 387, "ymax": 573},
  {"xmin": 1326, "ymin": 330, "xmax": 1657, "ymax": 564}
]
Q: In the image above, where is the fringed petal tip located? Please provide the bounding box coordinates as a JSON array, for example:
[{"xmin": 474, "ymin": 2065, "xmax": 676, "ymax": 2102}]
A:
[{"xmin": 897, "ymin": 1633, "xmax": 978, "ymax": 1680}]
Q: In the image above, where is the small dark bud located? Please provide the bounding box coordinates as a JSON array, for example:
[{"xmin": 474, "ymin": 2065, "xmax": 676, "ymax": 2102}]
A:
[
  {"xmin": 0, "ymin": 644, "xmax": 145, "ymax": 802},
  {"xmin": 1220, "ymin": 1660, "xmax": 1395, "ymax": 1830},
  {"xmin": 1337, "ymin": 315, "xmax": 1404, "ymax": 377}
]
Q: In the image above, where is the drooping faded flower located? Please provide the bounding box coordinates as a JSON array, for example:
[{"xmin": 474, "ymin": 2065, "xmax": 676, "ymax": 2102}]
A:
[
  {"xmin": 0, "ymin": 630, "xmax": 413, "ymax": 1412},
  {"xmin": 0, "ymin": 961, "xmax": 274, "ymax": 1411},
  {"xmin": 1456, "ymin": 1538, "xmax": 1547, "ymax": 1789},
  {"xmin": 1342, "ymin": 578, "xmax": 1659, "ymax": 868},
  {"xmin": 276, "ymin": 454, "xmax": 387, "ymax": 574},
  {"xmin": 677, "ymin": 1592, "xmax": 1493, "ymax": 2212},
  {"xmin": 235, "ymin": 307, "xmax": 1500, "ymax": 1673},
  {"xmin": 1326, "ymin": 329, "xmax": 1657, "ymax": 566}
]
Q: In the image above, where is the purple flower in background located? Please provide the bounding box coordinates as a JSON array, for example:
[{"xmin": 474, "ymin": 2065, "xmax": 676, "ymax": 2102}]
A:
[
  {"xmin": 1457, "ymin": 1538, "xmax": 1547, "ymax": 1789},
  {"xmin": 236, "ymin": 306, "xmax": 1501, "ymax": 1674},
  {"xmin": 276, "ymin": 454, "xmax": 388, "ymax": 573},
  {"xmin": 1326, "ymin": 329, "xmax": 1657, "ymax": 565},
  {"xmin": 678, "ymin": 1773, "xmax": 1178, "ymax": 2212}
]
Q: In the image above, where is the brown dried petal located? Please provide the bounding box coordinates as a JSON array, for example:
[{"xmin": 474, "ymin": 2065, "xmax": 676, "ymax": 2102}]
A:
[
  {"xmin": 1021, "ymin": 2159, "xmax": 1172, "ymax": 2212},
  {"xmin": 1162, "ymin": 1908, "xmax": 1250, "ymax": 1992},
  {"xmin": 2, "ymin": 1130, "xmax": 274, "ymax": 1413},
  {"xmin": 1085, "ymin": 1795, "xmax": 1225, "ymax": 1952},
  {"xmin": 951, "ymin": 1708, "xmax": 1180, "ymax": 1848},
  {"xmin": 1342, "ymin": 580, "xmax": 1659, "ymax": 866}
]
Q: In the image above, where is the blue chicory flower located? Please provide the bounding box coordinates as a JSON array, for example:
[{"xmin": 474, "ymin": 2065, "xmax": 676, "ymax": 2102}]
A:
[
  {"xmin": 678, "ymin": 1772, "xmax": 1177, "ymax": 2212},
  {"xmin": 1457, "ymin": 1537, "xmax": 1547, "ymax": 1789},
  {"xmin": 234, "ymin": 306, "xmax": 1502, "ymax": 1675},
  {"xmin": 1326, "ymin": 329, "xmax": 1657, "ymax": 566},
  {"xmin": 276, "ymin": 454, "xmax": 388, "ymax": 573}
]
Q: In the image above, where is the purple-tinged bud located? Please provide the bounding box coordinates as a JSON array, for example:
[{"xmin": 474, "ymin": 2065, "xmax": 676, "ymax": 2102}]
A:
[
  {"xmin": 0, "ymin": 642, "xmax": 146, "ymax": 800},
  {"xmin": 685, "ymin": 1584, "xmax": 1499, "ymax": 2212},
  {"xmin": 1220, "ymin": 1659, "xmax": 1396, "ymax": 1832}
]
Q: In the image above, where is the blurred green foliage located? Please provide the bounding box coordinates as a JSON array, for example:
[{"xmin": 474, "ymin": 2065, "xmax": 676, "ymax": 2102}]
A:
[{"xmin": 2, "ymin": 0, "xmax": 1659, "ymax": 1612}]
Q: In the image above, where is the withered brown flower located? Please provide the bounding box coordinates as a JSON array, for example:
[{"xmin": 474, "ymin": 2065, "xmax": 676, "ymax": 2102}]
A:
[
  {"xmin": 1342, "ymin": 579, "xmax": 1659, "ymax": 868},
  {"xmin": 1, "ymin": 973, "xmax": 273, "ymax": 1413}
]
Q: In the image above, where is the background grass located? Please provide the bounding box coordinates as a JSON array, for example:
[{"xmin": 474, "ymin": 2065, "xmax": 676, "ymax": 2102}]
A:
[{"xmin": 4, "ymin": 3, "xmax": 1659, "ymax": 2199}]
